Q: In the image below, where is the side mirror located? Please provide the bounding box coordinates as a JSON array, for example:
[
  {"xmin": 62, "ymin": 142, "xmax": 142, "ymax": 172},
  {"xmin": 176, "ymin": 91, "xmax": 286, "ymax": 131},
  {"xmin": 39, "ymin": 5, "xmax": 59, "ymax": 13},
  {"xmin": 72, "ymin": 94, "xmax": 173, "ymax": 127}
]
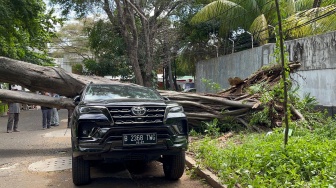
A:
[
  {"xmin": 73, "ymin": 96, "xmax": 81, "ymax": 106},
  {"xmin": 163, "ymin": 96, "xmax": 170, "ymax": 101}
]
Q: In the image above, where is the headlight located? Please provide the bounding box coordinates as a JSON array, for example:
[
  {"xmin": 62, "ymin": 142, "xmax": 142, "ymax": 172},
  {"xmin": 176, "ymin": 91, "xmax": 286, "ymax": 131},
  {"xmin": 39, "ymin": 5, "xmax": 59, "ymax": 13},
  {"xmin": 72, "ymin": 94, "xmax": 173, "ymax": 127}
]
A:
[
  {"xmin": 79, "ymin": 106, "xmax": 106, "ymax": 113},
  {"xmin": 169, "ymin": 106, "xmax": 184, "ymax": 113}
]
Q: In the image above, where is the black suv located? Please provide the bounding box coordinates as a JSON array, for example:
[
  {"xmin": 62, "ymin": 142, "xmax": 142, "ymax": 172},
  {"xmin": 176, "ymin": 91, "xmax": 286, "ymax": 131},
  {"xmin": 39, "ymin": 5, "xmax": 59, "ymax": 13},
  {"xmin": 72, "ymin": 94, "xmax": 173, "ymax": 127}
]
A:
[{"xmin": 70, "ymin": 83, "xmax": 188, "ymax": 185}]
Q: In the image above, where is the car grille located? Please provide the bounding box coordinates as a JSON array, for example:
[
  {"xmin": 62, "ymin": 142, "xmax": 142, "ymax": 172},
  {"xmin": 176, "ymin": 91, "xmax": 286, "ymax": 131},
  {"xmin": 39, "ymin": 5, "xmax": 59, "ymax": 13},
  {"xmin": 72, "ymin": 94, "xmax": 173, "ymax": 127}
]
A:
[{"xmin": 108, "ymin": 106, "xmax": 166, "ymax": 126}]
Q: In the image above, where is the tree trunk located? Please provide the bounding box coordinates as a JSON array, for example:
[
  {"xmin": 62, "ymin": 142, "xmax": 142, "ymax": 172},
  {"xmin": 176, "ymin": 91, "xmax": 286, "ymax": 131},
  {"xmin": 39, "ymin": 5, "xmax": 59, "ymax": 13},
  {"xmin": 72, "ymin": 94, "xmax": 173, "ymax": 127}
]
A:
[
  {"xmin": 0, "ymin": 57, "xmax": 112, "ymax": 97},
  {"xmin": 0, "ymin": 56, "xmax": 117, "ymax": 109},
  {"xmin": 164, "ymin": 65, "xmax": 170, "ymax": 89},
  {"xmin": 140, "ymin": 13, "xmax": 154, "ymax": 87},
  {"xmin": 167, "ymin": 54, "xmax": 174, "ymax": 90},
  {"xmin": 111, "ymin": 0, "xmax": 144, "ymax": 86},
  {"xmin": 0, "ymin": 89, "xmax": 75, "ymax": 109}
]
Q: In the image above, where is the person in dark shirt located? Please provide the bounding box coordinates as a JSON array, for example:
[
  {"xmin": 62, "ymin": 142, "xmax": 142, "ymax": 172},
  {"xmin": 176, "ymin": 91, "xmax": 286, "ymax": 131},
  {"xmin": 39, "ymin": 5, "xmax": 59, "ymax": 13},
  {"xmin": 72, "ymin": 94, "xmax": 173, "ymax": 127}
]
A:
[{"xmin": 41, "ymin": 92, "xmax": 52, "ymax": 129}]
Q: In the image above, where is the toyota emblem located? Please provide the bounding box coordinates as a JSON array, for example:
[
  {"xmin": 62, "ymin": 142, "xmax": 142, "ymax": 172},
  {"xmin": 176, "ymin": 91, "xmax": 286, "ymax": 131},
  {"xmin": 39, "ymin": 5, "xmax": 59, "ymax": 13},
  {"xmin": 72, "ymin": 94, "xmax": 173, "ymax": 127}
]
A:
[{"xmin": 131, "ymin": 106, "xmax": 146, "ymax": 116}]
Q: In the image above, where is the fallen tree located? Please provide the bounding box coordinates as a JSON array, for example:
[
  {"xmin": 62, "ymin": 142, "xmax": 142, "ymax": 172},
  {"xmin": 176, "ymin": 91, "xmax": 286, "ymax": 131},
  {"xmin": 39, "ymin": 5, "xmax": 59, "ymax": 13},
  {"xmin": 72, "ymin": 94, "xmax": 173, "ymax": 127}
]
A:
[
  {"xmin": 0, "ymin": 56, "xmax": 303, "ymax": 129},
  {"xmin": 0, "ymin": 56, "xmax": 118, "ymax": 109},
  {"xmin": 159, "ymin": 62, "xmax": 303, "ymax": 128},
  {"xmin": 0, "ymin": 56, "xmax": 113, "ymax": 97},
  {"xmin": 0, "ymin": 89, "xmax": 75, "ymax": 109}
]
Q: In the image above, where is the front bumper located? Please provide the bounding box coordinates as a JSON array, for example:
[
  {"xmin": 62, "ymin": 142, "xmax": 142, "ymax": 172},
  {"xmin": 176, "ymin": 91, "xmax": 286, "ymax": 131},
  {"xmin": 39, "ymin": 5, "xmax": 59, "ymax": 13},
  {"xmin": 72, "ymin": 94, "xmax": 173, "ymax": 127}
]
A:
[{"xmin": 72, "ymin": 125, "xmax": 188, "ymax": 161}]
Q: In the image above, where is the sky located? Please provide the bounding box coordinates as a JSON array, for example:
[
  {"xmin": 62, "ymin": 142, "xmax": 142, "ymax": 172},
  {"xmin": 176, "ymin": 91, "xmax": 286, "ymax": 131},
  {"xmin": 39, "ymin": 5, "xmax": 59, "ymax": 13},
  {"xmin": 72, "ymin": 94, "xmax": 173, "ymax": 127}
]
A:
[{"xmin": 44, "ymin": 0, "xmax": 77, "ymax": 19}]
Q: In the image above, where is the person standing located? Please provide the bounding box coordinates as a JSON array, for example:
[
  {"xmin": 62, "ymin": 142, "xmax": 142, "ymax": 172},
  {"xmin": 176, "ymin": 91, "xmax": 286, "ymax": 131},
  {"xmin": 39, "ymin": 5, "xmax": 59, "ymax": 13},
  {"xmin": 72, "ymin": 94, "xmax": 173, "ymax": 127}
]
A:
[
  {"xmin": 50, "ymin": 93, "xmax": 60, "ymax": 126},
  {"xmin": 7, "ymin": 87, "xmax": 21, "ymax": 133},
  {"xmin": 41, "ymin": 92, "xmax": 52, "ymax": 129}
]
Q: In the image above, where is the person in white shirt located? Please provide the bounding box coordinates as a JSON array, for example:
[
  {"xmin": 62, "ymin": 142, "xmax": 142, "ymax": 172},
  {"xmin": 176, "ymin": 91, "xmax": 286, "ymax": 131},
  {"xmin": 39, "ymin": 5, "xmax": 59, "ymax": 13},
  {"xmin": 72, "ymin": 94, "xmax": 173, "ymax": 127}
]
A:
[{"xmin": 51, "ymin": 93, "xmax": 60, "ymax": 126}]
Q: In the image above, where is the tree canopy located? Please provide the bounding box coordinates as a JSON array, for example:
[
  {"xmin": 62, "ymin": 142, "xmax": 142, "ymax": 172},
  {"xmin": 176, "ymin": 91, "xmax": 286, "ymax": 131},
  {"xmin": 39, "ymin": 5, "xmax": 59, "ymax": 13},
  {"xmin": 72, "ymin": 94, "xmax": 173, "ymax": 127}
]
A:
[
  {"xmin": 50, "ymin": 0, "xmax": 191, "ymax": 87},
  {"xmin": 84, "ymin": 19, "xmax": 132, "ymax": 78},
  {"xmin": 191, "ymin": 0, "xmax": 336, "ymax": 45},
  {"xmin": 0, "ymin": 0, "xmax": 61, "ymax": 64}
]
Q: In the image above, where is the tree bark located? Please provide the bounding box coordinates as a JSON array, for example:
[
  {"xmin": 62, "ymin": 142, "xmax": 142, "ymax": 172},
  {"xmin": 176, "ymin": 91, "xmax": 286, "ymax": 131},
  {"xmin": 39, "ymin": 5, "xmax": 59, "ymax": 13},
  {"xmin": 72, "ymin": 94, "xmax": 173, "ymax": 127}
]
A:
[
  {"xmin": 0, "ymin": 56, "xmax": 114, "ymax": 97},
  {"xmin": 0, "ymin": 89, "xmax": 75, "ymax": 109},
  {"xmin": 111, "ymin": 0, "xmax": 144, "ymax": 86},
  {"xmin": 0, "ymin": 56, "xmax": 119, "ymax": 110}
]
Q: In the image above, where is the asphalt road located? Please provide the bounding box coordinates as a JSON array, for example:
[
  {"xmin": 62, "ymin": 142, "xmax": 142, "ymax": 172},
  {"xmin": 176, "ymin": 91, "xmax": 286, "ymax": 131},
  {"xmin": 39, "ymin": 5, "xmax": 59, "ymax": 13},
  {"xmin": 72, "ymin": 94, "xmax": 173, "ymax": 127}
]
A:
[{"xmin": 0, "ymin": 108, "xmax": 210, "ymax": 188}]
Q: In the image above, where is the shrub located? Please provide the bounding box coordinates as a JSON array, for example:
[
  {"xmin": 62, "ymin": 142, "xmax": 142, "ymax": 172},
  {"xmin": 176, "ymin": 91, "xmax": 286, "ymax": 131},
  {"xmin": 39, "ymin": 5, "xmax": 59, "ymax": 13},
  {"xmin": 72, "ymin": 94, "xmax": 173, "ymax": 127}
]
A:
[{"xmin": 189, "ymin": 127, "xmax": 336, "ymax": 187}]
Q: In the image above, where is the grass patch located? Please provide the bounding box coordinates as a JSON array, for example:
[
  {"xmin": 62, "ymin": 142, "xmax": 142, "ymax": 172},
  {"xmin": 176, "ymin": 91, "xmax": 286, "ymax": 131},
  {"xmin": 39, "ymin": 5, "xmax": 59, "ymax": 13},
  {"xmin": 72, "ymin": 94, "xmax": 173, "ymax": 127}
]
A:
[{"xmin": 189, "ymin": 122, "xmax": 336, "ymax": 187}]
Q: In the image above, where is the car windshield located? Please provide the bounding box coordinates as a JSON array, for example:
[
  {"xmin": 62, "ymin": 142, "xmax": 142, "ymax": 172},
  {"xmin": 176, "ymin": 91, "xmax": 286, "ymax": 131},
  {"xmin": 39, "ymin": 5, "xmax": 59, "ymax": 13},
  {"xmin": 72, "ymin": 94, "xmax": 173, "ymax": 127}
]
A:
[{"xmin": 83, "ymin": 84, "xmax": 162, "ymax": 101}]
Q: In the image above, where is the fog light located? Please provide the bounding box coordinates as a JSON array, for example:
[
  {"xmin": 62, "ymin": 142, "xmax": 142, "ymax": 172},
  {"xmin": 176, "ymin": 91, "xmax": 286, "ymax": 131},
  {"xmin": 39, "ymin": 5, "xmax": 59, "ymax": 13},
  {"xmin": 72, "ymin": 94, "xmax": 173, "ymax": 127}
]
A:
[
  {"xmin": 172, "ymin": 121, "xmax": 185, "ymax": 134},
  {"xmin": 78, "ymin": 123, "xmax": 96, "ymax": 137},
  {"xmin": 177, "ymin": 124, "xmax": 184, "ymax": 133},
  {"xmin": 82, "ymin": 130, "xmax": 89, "ymax": 136}
]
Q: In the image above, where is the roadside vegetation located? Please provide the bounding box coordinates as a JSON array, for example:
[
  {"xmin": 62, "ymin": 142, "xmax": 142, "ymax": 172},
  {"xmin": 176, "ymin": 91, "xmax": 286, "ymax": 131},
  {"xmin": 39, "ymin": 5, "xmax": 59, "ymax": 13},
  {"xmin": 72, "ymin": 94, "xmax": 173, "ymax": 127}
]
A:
[{"xmin": 188, "ymin": 91, "xmax": 336, "ymax": 187}]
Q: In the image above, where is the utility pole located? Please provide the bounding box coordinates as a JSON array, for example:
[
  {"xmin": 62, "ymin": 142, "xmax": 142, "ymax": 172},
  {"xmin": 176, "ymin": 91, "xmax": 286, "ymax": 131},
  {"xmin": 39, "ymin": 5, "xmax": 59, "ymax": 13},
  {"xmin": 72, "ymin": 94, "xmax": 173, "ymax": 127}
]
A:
[{"xmin": 228, "ymin": 38, "xmax": 234, "ymax": 53}]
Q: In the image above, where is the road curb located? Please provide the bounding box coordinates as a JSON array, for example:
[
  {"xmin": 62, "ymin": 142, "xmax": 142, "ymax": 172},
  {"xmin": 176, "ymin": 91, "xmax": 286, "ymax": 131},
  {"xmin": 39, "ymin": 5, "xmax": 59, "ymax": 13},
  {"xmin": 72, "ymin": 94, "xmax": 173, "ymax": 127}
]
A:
[{"xmin": 185, "ymin": 155, "xmax": 227, "ymax": 188}]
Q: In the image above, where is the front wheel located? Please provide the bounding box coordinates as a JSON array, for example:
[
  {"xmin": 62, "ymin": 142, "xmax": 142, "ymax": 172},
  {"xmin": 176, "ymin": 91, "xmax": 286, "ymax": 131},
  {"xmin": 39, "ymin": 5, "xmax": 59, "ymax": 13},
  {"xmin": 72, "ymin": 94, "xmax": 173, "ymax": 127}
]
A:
[
  {"xmin": 72, "ymin": 155, "xmax": 91, "ymax": 185},
  {"xmin": 163, "ymin": 151, "xmax": 186, "ymax": 180}
]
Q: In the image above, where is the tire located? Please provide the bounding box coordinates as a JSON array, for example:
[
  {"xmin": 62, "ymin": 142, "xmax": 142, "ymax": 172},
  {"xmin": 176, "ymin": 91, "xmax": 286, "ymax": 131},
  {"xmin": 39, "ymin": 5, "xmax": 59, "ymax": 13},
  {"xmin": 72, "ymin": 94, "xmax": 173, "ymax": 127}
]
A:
[
  {"xmin": 72, "ymin": 155, "xmax": 91, "ymax": 185},
  {"xmin": 163, "ymin": 151, "xmax": 186, "ymax": 180}
]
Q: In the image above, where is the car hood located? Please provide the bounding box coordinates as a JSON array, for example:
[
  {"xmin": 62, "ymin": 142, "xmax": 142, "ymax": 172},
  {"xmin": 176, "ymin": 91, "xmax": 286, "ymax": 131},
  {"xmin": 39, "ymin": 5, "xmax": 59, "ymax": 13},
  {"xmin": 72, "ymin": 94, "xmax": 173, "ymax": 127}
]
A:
[{"xmin": 80, "ymin": 99, "xmax": 178, "ymax": 107}]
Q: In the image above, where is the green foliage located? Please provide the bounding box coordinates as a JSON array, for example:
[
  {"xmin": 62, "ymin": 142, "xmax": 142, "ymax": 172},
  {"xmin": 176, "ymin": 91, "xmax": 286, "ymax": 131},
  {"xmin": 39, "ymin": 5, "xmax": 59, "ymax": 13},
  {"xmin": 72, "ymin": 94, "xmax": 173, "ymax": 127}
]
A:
[
  {"xmin": 0, "ymin": 102, "xmax": 8, "ymax": 114},
  {"xmin": 0, "ymin": 83, "xmax": 9, "ymax": 90},
  {"xmin": 87, "ymin": 20, "xmax": 125, "ymax": 58},
  {"xmin": 292, "ymin": 90, "xmax": 319, "ymax": 112},
  {"xmin": 83, "ymin": 58, "xmax": 132, "ymax": 78},
  {"xmin": 51, "ymin": 0, "xmax": 191, "ymax": 86},
  {"xmin": 189, "ymin": 124, "xmax": 336, "ymax": 187},
  {"xmin": 191, "ymin": 0, "xmax": 336, "ymax": 45},
  {"xmin": 50, "ymin": 18, "xmax": 92, "ymax": 59},
  {"xmin": 189, "ymin": 129, "xmax": 201, "ymax": 137},
  {"xmin": 50, "ymin": 18, "xmax": 132, "ymax": 77},
  {"xmin": 185, "ymin": 167, "xmax": 199, "ymax": 179},
  {"xmin": 288, "ymin": 88, "xmax": 329, "ymax": 130},
  {"xmin": 247, "ymin": 82, "xmax": 269, "ymax": 95},
  {"xmin": 313, "ymin": 119, "xmax": 336, "ymax": 140},
  {"xmin": 218, "ymin": 116, "xmax": 245, "ymax": 132},
  {"xmin": 248, "ymin": 82, "xmax": 281, "ymax": 127},
  {"xmin": 250, "ymin": 107, "xmax": 273, "ymax": 127},
  {"xmin": 72, "ymin": 64, "xmax": 83, "ymax": 75},
  {"xmin": 202, "ymin": 118, "xmax": 220, "ymax": 137},
  {"xmin": 190, "ymin": 116, "xmax": 244, "ymax": 136},
  {"xmin": 0, "ymin": 0, "xmax": 61, "ymax": 64},
  {"xmin": 284, "ymin": 4, "xmax": 336, "ymax": 39},
  {"xmin": 84, "ymin": 19, "xmax": 130, "ymax": 77},
  {"xmin": 174, "ymin": 1, "xmax": 222, "ymax": 74},
  {"xmin": 201, "ymin": 78, "xmax": 222, "ymax": 93},
  {"xmin": 190, "ymin": 58, "xmax": 336, "ymax": 187}
]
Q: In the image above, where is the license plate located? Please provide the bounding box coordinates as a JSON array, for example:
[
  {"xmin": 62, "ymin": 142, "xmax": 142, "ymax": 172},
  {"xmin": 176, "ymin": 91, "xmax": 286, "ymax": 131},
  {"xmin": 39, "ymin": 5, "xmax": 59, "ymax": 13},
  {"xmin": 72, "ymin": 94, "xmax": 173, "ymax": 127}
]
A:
[{"xmin": 123, "ymin": 133, "xmax": 157, "ymax": 146}]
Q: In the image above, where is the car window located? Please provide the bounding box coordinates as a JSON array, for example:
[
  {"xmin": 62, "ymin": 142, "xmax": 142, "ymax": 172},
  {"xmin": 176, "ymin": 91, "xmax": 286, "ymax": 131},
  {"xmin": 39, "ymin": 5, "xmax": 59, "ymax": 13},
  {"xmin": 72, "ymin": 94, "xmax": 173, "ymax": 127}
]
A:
[{"xmin": 83, "ymin": 85, "xmax": 162, "ymax": 101}]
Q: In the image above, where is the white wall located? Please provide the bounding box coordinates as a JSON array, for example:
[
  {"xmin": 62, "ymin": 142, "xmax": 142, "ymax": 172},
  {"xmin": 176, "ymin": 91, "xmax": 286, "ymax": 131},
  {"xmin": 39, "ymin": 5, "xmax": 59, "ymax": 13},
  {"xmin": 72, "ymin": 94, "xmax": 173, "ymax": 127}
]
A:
[{"xmin": 196, "ymin": 31, "xmax": 336, "ymax": 106}]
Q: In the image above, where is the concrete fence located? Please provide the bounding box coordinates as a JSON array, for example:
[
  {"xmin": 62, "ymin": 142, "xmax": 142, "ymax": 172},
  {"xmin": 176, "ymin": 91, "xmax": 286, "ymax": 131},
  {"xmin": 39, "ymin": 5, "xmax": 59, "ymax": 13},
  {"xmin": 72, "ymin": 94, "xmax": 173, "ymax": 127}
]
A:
[{"xmin": 196, "ymin": 31, "xmax": 336, "ymax": 115}]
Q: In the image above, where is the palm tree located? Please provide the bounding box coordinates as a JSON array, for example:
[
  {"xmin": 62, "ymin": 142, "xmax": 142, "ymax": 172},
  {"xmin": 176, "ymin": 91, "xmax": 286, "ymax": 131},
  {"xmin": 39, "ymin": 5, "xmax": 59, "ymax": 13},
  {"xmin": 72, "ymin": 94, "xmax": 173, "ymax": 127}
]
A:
[
  {"xmin": 191, "ymin": 0, "xmax": 336, "ymax": 45},
  {"xmin": 285, "ymin": 3, "xmax": 336, "ymax": 39}
]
